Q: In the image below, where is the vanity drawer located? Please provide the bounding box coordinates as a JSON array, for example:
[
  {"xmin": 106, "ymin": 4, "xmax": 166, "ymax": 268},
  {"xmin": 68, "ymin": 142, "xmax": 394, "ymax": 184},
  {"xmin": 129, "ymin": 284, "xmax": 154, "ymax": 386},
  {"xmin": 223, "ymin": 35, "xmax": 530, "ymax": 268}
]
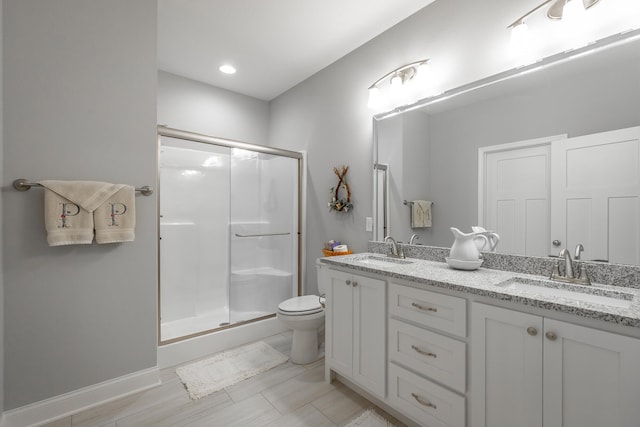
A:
[
  {"xmin": 388, "ymin": 363, "xmax": 465, "ymax": 427},
  {"xmin": 389, "ymin": 283, "xmax": 467, "ymax": 337},
  {"xmin": 389, "ymin": 318, "xmax": 466, "ymax": 393}
]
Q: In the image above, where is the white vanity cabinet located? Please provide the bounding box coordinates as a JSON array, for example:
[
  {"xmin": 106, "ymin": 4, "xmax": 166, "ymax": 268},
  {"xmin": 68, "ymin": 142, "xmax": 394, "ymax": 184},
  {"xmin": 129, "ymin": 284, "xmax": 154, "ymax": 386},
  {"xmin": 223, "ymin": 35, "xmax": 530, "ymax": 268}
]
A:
[
  {"xmin": 471, "ymin": 302, "xmax": 640, "ymax": 427},
  {"xmin": 387, "ymin": 283, "xmax": 467, "ymax": 427},
  {"xmin": 323, "ymin": 268, "xmax": 387, "ymax": 399}
]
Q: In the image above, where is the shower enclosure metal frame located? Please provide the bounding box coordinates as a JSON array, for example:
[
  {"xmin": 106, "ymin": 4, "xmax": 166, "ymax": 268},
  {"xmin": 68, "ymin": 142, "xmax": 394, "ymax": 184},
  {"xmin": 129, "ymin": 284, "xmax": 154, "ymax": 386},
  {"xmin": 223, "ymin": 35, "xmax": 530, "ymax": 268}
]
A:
[{"xmin": 156, "ymin": 125, "xmax": 304, "ymax": 346}]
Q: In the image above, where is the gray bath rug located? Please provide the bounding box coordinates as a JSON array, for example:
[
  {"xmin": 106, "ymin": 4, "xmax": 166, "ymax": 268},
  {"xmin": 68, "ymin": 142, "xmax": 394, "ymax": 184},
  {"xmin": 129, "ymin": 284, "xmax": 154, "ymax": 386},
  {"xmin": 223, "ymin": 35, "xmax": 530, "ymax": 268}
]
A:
[{"xmin": 176, "ymin": 341, "xmax": 288, "ymax": 400}]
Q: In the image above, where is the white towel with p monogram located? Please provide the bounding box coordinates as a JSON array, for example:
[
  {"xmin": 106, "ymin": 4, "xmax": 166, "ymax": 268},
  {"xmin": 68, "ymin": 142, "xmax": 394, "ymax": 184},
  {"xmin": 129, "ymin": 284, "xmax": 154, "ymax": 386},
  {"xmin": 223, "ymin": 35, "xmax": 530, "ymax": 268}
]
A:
[{"xmin": 39, "ymin": 180, "xmax": 135, "ymax": 246}]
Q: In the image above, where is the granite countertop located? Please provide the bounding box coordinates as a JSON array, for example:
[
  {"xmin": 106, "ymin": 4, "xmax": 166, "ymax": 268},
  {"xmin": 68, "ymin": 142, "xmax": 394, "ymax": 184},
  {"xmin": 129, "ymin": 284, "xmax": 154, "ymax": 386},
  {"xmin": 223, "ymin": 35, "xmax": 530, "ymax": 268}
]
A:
[{"xmin": 319, "ymin": 252, "xmax": 640, "ymax": 328}]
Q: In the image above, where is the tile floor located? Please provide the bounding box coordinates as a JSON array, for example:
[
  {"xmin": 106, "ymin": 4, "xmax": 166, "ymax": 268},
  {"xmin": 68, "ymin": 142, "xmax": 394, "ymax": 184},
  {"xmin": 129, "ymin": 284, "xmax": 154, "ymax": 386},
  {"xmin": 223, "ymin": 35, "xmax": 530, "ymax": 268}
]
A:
[{"xmin": 41, "ymin": 331, "xmax": 407, "ymax": 427}]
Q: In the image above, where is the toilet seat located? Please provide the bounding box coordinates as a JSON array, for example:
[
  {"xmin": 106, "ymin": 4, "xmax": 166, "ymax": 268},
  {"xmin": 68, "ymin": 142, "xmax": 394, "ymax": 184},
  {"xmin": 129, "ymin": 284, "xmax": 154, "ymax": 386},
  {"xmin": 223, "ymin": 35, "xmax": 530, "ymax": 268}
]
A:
[{"xmin": 278, "ymin": 295, "xmax": 323, "ymax": 316}]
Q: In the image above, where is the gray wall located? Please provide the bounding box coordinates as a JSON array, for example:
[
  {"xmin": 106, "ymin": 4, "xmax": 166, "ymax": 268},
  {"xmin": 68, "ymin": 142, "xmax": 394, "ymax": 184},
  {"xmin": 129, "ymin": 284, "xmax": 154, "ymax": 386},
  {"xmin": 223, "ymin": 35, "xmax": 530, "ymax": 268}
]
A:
[
  {"xmin": 158, "ymin": 71, "xmax": 270, "ymax": 145},
  {"xmin": 268, "ymin": 0, "xmax": 518, "ymax": 294},
  {"xmin": 376, "ymin": 111, "xmax": 430, "ymax": 244},
  {"xmin": 400, "ymin": 112, "xmax": 430, "ymax": 243},
  {"xmin": 3, "ymin": 0, "xmax": 157, "ymax": 410},
  {"xmin": 269, "ymin": 45, "xmax": 376, "ymax": 295}
]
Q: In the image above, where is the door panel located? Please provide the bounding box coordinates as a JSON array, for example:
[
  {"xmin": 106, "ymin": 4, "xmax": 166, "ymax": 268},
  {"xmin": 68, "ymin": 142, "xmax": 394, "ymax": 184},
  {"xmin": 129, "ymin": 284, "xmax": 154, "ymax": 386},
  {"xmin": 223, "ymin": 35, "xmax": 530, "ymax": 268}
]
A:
[
  {"xmin": 551, "ymin": 126, "xmax": 640, "ymax": 263},
  {"xmin": 480, "ymin": 137, "xmax": 559, "ymax": 257}
]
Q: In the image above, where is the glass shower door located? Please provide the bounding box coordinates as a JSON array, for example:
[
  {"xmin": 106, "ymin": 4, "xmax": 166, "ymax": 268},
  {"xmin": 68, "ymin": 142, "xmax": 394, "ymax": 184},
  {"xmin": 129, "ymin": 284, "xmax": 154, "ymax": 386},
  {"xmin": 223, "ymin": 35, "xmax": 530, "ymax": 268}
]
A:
[
  {"xmin": 159, "ymin": 137, "xmax": 232, "ymax": 342},
  {"xmin": 229, "ymin": 149, "xmax": 298, "ymax": 323},
  {"xmin": 158, "ymin": 129, "xmax": 301, "ymax": 345}
]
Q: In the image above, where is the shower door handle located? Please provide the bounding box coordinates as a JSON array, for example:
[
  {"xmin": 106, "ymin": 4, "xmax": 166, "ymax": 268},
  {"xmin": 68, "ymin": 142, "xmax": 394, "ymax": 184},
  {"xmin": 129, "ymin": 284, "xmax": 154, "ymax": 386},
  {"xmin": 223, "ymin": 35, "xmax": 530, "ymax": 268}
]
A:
[{"xmin": 234, "ymin": 232, "xmax": 291, "ymax": 238}]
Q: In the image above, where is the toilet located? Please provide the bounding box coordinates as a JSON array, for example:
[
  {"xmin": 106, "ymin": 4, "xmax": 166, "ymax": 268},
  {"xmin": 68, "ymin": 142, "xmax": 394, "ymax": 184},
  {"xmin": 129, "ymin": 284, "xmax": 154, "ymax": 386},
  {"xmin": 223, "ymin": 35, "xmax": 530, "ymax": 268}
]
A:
[{"xmin": 277, "ymin": 293, "xmax": 325, "ymax": 364}]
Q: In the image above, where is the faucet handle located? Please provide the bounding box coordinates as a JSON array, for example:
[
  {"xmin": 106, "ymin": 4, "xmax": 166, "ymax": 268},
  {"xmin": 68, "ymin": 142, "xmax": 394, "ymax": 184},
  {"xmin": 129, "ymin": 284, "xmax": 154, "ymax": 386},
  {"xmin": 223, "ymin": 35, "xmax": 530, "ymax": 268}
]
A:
[
  {"xmin": 578, "ymin": 264, "xmax": 591, "ymax": 285},
  {"xmin": 550, "ymin": 261, "xmax": 561, "ymax": 279}
]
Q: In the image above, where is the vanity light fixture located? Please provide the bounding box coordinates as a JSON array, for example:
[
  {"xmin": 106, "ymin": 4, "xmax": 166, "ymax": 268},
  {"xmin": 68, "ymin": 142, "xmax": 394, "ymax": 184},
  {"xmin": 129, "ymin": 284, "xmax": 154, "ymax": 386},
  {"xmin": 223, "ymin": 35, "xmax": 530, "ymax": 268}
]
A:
[
  {"xmin": 368, "ymin": 59, "xmax": 430, "ymax": 109},
  {"xmin": 507, "ymin": 0, "xmax": 601, "ymax": 39}
]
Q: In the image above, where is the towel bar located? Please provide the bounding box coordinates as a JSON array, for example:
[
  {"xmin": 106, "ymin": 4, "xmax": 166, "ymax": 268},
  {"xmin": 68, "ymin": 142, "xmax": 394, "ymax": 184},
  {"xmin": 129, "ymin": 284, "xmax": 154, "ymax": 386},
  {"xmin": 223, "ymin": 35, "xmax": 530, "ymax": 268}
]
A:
[
  {"xmin": 12, "ymin": 179, "xmax": 154, "ymax": 196},
  {"xmin": 404, "ymin": 200, "xmax": 434, "ymax": 206}
]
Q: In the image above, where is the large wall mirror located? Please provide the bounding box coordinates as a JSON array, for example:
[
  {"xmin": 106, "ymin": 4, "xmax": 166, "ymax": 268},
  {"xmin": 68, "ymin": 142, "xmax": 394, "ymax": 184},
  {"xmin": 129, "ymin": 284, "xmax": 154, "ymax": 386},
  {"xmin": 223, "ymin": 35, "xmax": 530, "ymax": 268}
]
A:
[{"xmin": 374, "ymin": 32, "xmax": 640, "ymax": 265}]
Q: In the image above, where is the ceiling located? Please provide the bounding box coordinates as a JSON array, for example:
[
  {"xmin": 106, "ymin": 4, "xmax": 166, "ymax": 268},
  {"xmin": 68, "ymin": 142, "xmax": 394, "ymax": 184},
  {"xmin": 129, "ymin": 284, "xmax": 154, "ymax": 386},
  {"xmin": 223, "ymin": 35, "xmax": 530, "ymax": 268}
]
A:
[{"xmin": 157, "ymin": 0, "xmax": 436, "ymax": 101}]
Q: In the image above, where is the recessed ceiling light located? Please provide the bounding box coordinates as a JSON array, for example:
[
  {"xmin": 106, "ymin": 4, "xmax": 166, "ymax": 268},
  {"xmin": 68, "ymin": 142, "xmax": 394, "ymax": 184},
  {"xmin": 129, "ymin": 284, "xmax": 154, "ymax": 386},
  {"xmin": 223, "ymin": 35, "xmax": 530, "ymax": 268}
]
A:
[{"xmin": 219, "ymin": 64, "xmax": 236, "ymax": 75}]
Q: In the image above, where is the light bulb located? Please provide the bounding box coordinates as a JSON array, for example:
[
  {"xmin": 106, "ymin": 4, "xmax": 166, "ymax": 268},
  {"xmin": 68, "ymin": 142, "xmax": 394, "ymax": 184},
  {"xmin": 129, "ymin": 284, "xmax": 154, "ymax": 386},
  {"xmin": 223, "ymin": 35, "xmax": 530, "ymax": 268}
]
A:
[
  {"xmin": 510, "ymin": 21, "xmax": 529, "ymax": 48},
  {"xmin": 368, "ymin": 86, "xmax": 381, "ymax": 109},
  {"xmin": 416, "ymin": 62, "xmax": 430, "ymax": 80},
  {"xmin": 390, "ymin": 74, "xmax": 403, "ymax": 88},
  {"xmin": 563, "ymin": 0, "xmax": 586, "ymax": 24},
  {"xmin": 562, "ymin": 0, "xmax": 588, "ymax": 48}
]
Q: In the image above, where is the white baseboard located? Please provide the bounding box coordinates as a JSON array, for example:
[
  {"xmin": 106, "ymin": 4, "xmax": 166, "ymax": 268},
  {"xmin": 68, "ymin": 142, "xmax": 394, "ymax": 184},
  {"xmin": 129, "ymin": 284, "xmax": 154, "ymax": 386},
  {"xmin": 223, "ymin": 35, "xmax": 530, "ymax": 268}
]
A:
[
  {"xmin": 3, "ymin": 366, "xmax": 160, "ymax": 427},
  {"xmin": 158, "ymin": 317, "xmax": 287, "ymax": 368}
]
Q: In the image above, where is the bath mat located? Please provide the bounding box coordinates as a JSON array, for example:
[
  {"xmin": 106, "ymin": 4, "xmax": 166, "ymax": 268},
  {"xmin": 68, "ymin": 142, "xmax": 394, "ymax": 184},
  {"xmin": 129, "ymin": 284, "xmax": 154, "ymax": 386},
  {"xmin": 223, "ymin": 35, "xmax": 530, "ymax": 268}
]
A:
[
  {"xmin": 345, "ymin": 408, "xmax": 397, "ymax": 427},
  {"xmin": 176, "ymin": 341, "xmax": 288, "ymax": 400}
]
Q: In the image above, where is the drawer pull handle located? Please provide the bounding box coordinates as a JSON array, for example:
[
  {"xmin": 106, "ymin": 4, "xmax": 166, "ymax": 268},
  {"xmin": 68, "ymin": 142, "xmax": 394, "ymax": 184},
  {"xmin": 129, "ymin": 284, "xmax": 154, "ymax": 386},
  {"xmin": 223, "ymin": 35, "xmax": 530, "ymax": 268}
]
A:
[
  {"xmin": 345, "ymin": 280, "xmax": 351, "ymax": 286},
  {"xmin": 411, "ymin": 302, "xmax": 437, "ymax": 312},
  {"xmin": 546, "ymin": 331, "xmax": 557, "ymax": 341},
  {"xmin": 411, "ymin": 345, "xmax": 437, "ymax": 358},
  {"xmin": 412, "ymin": 393, "xmax": 437, "ymax": 409}
]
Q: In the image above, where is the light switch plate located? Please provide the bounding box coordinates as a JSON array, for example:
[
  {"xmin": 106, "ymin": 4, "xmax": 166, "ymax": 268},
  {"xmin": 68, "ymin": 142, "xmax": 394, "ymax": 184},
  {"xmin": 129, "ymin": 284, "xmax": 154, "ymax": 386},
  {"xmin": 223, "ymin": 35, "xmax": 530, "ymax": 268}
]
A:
[{"xmin": 365, "ymin": 216, "xmax": 373, "ymax": 232}]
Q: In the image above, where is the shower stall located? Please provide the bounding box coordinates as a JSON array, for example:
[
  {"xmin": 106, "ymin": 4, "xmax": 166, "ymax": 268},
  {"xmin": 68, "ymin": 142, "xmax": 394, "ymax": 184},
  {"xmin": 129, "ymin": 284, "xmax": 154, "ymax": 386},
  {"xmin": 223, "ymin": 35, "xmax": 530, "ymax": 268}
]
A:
[{"xmin": 158, "ymin": 127, "xmax": 302, "ymax": 344}]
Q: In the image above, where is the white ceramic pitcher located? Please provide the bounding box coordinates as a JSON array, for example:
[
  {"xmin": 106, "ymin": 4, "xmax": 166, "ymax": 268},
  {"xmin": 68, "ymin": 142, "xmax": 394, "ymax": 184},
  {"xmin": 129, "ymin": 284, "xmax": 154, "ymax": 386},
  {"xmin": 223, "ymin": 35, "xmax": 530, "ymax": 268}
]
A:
[
  {"xmin": 471, "ymin": 226, "xmax": 500, "ymax": 252},
  {"xmin": 449, "ymin": 227, "xmax": 488, "ymax": 261}
]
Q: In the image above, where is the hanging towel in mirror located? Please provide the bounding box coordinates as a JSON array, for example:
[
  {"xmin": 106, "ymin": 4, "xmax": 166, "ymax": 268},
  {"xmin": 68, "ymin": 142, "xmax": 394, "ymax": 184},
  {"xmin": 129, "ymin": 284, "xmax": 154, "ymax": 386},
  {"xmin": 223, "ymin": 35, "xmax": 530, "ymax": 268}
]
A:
[
  {"xmin": 94, "ymin": 185, "xmax": 135, "ymax": 244},
  {"xmin": 411, "ymin": 200, "xmax": 433, "ymax": 228},
  {"xmin": 39, "ymin": 180, "xmax": 127, "ymax": 246}
]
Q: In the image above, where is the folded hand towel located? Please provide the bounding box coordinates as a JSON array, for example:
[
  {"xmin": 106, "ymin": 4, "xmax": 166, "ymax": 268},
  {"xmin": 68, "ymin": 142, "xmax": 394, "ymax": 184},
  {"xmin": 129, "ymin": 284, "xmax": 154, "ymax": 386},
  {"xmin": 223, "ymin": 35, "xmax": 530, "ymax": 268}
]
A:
[
  {"xmin": 40, "ymin": 180, "xmax": 130, "ymax": 246},
  {"xmin": 94, "ymin": 185, "xmax": 136, "ymax": 244},
  {"xmin": 411, "ymin": 200, "xmax": 433, "ymax": 228},
  {"xmin": 42, "ymin": 189, "xmax": 94, "ymax": 246},
  {"xmin": 39, "ymin": 180, "xmax": 126, "ymax": 212}
]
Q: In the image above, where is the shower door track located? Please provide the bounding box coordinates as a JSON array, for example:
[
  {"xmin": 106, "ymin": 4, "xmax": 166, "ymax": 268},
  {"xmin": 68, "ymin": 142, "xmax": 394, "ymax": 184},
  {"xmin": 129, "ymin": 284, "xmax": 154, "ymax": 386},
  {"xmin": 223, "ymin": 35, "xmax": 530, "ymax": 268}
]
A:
[{"xmin": 157, "ymin": 125, "xmax": 305, "ymax": 346}]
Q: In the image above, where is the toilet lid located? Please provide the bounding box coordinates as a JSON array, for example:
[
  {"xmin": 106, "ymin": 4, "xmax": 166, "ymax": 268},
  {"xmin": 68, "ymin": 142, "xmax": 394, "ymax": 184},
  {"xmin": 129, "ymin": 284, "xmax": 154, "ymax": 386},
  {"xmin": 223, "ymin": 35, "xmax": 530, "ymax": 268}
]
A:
[{"xmin": 278, "ymin": 295, "xmax": 323, "ymax": 315}]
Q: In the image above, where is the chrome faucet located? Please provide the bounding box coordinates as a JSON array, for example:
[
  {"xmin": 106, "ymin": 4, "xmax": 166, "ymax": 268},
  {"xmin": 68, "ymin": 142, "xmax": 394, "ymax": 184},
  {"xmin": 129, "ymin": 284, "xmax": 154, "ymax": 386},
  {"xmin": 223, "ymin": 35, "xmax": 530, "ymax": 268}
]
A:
[
  {"xmin": 384, "ymin": 236, "xmax": 405, "ymax": 259},
  {"xmin": 575, "ymin": 243, "xmax": 584, "ymax": 260},
  {"xmin": 409, "ymin": 234, "xmax": 420, "ymax": 245},
  {"xmin": 550, "ymin": 248, "xmax": 590, "ymax": 285},
  {"xmin": 559, "ymin": 248, "xmax": 575, "ymax": 279}
]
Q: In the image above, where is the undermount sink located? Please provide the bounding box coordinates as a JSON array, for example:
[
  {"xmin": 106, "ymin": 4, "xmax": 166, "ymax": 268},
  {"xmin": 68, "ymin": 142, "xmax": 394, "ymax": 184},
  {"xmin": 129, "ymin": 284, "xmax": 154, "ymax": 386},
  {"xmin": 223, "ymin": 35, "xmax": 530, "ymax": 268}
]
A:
[
  {"xmin": 355, "ymin": 254, "xmax": 414, "ymax": 267},
  {"xmin": 496, "ymin": 277, "xmax": 634, "ymax": 309}
]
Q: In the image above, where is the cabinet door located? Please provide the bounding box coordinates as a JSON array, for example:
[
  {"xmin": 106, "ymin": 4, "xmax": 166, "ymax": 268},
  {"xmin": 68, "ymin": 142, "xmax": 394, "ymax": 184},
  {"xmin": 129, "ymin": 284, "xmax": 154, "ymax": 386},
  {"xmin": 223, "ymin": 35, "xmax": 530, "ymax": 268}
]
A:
[
  {"xmin": 353, "ymin": 274, "xmax": 386, "ymax": 398},
  {"xmin": 543, "ymin": 319, "xmax": 640, "ymax": 427},
  {"xmin": 471, "ymin": 303, "xmax": 543, "ymax": 427},
  {"xmin": 325, "ymin": 270, "xmax": 354, "ymax": 377}
]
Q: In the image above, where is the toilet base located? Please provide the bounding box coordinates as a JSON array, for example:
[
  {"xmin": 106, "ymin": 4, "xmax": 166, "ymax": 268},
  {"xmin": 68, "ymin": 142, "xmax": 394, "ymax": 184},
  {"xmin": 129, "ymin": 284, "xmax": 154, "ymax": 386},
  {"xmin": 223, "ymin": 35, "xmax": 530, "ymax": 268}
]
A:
[
  {"xmin": 277, "ymin": 310, "xmax": 325, "ymax": 365},
  {"xmin": 290, "ymin": 328, "xmax": 320, "ymax": 364}
]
